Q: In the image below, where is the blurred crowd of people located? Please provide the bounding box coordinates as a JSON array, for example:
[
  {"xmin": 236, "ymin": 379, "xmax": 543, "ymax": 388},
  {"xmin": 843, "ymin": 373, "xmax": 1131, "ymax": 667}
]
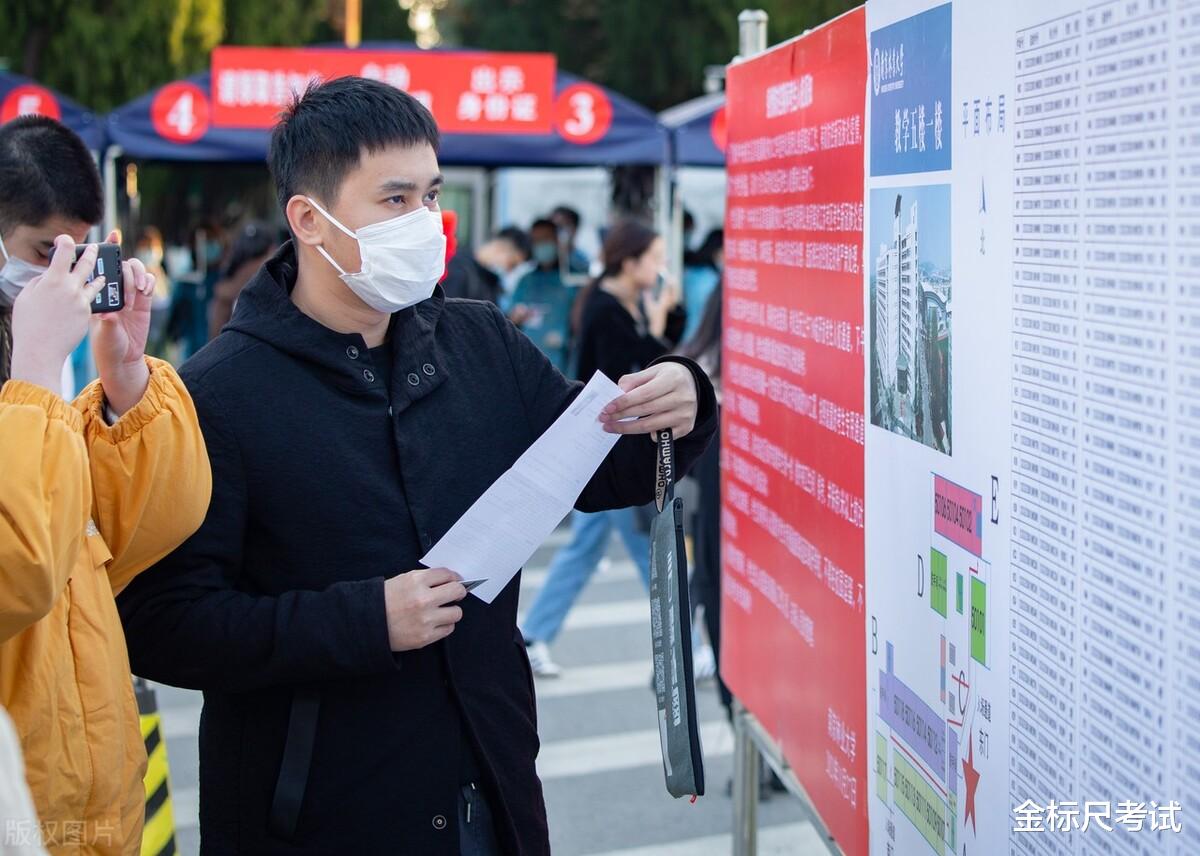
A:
[
  {"xmin": 70, "ymin": 203, "xmax": 727, "ymax": 420},
  {"xmin": 57, "ymin": 219, "xmax": 284, "ymax": 399},
  {"xmin": 446, "ymin": 204, "xmax": 730, "ymax": 715}
]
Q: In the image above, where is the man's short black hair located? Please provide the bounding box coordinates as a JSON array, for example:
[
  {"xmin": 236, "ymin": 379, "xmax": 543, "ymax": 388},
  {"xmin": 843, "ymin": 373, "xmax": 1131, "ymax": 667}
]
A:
[
  {"xmin": 495, "ymin": 225, "xmax": 531, "ymax": 259},
  {"xmin": 551, "ymin": 205, "xmax": 581, "ymax": 230},
  {"xmin": 529, "ymin": 218, "xmax": 557, "ymax": 236},
  {"xmin": 269, "ymin": 76, "xmax": 441, "ymax": 214},
  {"xmin": 0, "ymin": 116, "xmax": 102, "ymax": 233}
]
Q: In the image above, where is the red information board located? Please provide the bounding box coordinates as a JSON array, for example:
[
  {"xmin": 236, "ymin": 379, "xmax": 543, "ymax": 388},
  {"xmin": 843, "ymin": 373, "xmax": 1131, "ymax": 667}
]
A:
[
  {"xmin": 720, "ymin": 8, "xmax": 868, "ymax": 854},
  {"xmin": 210, "ymin": 47, "xmax": 556, "ymax": 135}
]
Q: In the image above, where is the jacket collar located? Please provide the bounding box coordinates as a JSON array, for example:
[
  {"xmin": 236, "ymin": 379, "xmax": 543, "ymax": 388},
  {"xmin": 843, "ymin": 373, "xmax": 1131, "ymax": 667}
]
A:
[{"xmin": 226, "ymin": 241, "xmax": 449, "ymax": 412}]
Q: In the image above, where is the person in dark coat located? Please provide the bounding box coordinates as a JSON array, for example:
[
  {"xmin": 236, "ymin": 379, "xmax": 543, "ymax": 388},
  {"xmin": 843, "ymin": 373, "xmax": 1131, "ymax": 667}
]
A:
[
  {"xmin": 208, "ymin": 220, "xmax": 279, "ymax": 339},
  {"xmin": 440, "ymin": 225, "xmax": 530, "ymax": 304},
  {"xmin": 116, "ymin": 77, "xmax": 717, "ymax": 856}
]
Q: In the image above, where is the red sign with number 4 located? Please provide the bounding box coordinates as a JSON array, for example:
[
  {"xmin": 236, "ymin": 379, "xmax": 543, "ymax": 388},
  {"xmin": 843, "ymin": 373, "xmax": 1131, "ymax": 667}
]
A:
[{"xmin": 152, "ymin": 81, "xmax": 210, "ymax": 143}]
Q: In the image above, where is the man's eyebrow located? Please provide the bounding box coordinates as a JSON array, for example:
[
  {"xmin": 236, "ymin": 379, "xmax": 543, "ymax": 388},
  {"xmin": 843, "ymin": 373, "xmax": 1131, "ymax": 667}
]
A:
[{"xmin": 379, "ymin": 174, "xmax": 445, "ymax": 194}]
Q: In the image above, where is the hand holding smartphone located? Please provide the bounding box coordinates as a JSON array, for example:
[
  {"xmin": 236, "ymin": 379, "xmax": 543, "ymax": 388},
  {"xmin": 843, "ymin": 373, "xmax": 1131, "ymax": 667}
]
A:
[{"xmin": 50, "ymin": 242, "xmax": 124, "ymax": 313}]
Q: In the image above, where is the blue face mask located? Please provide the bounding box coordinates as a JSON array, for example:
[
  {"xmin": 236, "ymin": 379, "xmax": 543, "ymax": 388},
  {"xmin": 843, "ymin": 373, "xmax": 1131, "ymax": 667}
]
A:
[{"xmin": 532, "ymin": 242, "xmax": 559, "ymax": 267}]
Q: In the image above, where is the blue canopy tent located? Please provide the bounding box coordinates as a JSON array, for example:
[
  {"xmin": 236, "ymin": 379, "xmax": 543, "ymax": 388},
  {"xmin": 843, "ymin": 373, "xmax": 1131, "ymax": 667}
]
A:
[
  {"xmin": 0, "ymin": 71, "xmax": 105, "ymax": 151},
  {"xmin": 659, "ymin": 92, "xmax": 725, "ymax": 168},
  {"xmin": 105, "ymin": 67, "xmax": 668, "ymax": 166},
  {"xmin": 103, "ymin": 48, "xmax": 669, "ymax": 252}
]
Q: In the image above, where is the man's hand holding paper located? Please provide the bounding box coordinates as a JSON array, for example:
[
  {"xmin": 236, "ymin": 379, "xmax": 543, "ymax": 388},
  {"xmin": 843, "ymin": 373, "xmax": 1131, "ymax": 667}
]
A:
[
  {"xmin": 421, "ymin": 367, "xmax": 701, "ymax": 604},
  {"xmin": 598, "ymin": 362, "xmax": 700, "ymax": 439}
]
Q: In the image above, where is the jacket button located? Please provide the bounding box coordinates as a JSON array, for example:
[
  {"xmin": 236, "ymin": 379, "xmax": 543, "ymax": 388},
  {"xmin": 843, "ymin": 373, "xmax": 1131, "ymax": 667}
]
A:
[
  {"xmin": 420, "ymin": 532, "xmax": 432, "ymax": 548},
  {"xmin": 346, "ymin": 346, "xmax": 359, "ymax": 359},
  {"xmin": 407, "ymin": 372, "xmax": 421, "ymax": 386},
  {"xmin": 432, "ymin": 814, "xmax": 447, "ymax": 830},
  {"xmin": 422, "ymin": 363, "xmax": 436, "ymax": 376},
  {"xmin": 363, "ymin": 369, "xmax": 375, "ymax": 383}
]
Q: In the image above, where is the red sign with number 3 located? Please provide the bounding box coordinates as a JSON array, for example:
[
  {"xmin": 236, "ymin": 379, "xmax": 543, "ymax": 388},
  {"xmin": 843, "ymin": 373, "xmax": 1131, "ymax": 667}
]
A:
[{"xmin": 554, "ymin": 83, "xmax": 612, "ymax": 145}]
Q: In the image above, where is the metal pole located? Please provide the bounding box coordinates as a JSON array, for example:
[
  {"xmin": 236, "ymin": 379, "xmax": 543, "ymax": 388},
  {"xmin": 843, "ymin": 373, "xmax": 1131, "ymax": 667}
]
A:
[
  {"xmin": 669, "ymin": 180, "xmax": 684, "ymax": 283},
  {"xmin": 732, "ymin": 702, "xmax": 760, "ymax": 856},
  {"xmin": 345, "ymin": 0, "xmax": 362, "ymax": 49},
  {"xmin": 737, "ymin": 10, "xmax": 769, "ymax": 60},
  {"xmin": 730, "ymin": 14, "xmax": 769, "ymax": 851},
  {"xmin": 654, "ymin": 165, "xmax": 672, "ymax": 261},
  {"xmin": 102, "ymin": 147, "xmax": 120, "ymax": 241}
]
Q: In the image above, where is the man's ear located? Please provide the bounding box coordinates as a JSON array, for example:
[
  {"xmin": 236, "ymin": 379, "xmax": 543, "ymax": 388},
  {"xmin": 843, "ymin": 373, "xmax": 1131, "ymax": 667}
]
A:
[{"xmin": 286, "ymin": 196, "xmax": 323, "ymax": 247}]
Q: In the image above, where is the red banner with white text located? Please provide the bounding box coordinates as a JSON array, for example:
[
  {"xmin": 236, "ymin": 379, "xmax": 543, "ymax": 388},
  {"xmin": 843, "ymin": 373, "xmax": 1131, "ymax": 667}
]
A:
[
  {"xmin": 210, "ymin": 47, "xmax": 556, "ymax": 135},
  {"xmin": 720, "ymin": 8, "xmax": 868, "ymax": 855}
]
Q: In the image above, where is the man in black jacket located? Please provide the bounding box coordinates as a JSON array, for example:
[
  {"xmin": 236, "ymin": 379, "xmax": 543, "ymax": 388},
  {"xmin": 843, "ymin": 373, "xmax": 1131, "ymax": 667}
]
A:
[{"xmin": 117, "ymin": 77, "xmax": 717, "ymax": 855}]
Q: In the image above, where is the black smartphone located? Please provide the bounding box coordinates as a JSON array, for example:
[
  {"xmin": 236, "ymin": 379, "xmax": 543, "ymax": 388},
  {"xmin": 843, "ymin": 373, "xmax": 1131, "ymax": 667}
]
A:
[{"xmin": 50, "ymin": 242, "xmax": 124, "ymax": 313}]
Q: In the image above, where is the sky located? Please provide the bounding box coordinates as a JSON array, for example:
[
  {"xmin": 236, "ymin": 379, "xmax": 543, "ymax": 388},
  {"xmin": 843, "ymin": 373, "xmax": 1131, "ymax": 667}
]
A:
[{"xmin": 868, "ymin": 183, "xmax": 952, "ymax": 274}]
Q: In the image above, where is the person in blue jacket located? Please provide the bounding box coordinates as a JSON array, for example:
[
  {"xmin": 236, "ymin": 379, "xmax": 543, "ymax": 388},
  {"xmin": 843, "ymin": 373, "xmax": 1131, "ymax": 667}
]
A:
[{"xmin": 509, "ymin": 218, "xmax": 575, "ymax": 373}]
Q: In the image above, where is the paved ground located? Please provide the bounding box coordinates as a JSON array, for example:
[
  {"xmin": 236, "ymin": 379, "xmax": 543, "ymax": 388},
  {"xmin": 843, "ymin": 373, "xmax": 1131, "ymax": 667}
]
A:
[{"xmin": 152, "ymin": 526, "xmax": 827, "ymax": 854}]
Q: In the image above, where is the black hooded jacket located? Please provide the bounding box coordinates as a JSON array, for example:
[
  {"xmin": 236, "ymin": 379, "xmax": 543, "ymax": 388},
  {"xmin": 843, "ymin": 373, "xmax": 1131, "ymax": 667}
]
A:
[{"xmin": 117, "ymin": 243, "xmax": 717, "ymax": 855}]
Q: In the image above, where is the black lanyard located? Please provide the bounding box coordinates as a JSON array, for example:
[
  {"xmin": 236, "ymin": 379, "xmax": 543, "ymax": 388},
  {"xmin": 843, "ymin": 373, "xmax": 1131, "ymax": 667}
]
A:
[{"xmin": 654, "ymin": 428, "xmax": 675, "ymax": 513}]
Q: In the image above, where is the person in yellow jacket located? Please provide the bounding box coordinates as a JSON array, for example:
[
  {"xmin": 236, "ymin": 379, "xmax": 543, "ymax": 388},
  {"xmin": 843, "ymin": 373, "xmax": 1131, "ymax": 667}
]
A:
[{"xmin": 0, "ymin": 116, "xmax": 211, "ymax": 855}]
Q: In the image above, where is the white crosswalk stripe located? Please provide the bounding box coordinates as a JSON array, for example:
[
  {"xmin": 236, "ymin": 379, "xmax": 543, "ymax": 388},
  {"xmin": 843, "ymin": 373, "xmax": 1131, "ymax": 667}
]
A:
[
  {"xmin": 159, "ymin": 703, "xmax": 202, "ymax": 740},
  {"xmin": 537, "ymin": 597, "xmax": 648, "ymax": 631},
  {"xmin": 538, "ymin": 719, "xmax": 733, "ymax": 780},
  {"xmin": 520, "ymin": 557, "xmax": 638, "ymax": 591},
  {"xmin": 533, "ymin": 660, "xmax": 654, "ymax": 699},
  {"xmin": 171, "ymin": 785, "xmax": 199, "ymax": 831},
  {"xmin": 581, "ymin": 822, "xmax": 826, "ymax": 856}
]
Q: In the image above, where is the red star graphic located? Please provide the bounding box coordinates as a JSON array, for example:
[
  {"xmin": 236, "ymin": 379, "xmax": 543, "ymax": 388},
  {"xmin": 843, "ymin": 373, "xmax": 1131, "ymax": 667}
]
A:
[{"xmin": 962, "ymin": 732, "xmax": 982, "ymax": 835}]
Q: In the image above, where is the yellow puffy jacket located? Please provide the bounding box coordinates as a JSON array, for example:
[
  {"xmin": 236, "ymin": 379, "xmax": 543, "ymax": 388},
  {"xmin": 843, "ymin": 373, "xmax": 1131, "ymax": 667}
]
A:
[{"xmin": 0, "ymin": 358, "xmax": 211, "ymax": 855}]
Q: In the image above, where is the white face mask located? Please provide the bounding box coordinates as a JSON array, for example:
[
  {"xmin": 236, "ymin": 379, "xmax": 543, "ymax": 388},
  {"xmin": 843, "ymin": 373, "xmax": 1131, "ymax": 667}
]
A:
[
  {"xmin": 0, "ymin": 232, "xmax": 47, "ymax": 307},
  {"xmin": 307, "ymin": 198, "xmax": 446, "ymax": 314}
]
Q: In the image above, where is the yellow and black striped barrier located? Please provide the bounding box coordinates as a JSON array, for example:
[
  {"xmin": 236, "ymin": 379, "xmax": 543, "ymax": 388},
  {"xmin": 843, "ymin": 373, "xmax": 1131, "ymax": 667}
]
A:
[{"xmin": 135, "ymin": 678, "xmax": 178, "ymax": 856}]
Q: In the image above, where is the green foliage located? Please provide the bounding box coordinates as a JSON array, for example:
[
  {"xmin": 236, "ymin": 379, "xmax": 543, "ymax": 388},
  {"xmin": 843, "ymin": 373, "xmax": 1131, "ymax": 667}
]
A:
[
  {"xmin": 224, "ymin": 1, "xmax": 328, "ymax": 47},
  {"xmin": 0, "ymin": 0, "xmax": 220, "ymax": 111},
  {"xmin": 311, "ymin": 0, "xmax": 416, "ymax": 45},
  {"xmin": 0, "ymin": 0, "xmax": 338, "ymax": 112},
  {"xmin": 170, "ymin": 0, "xmax": 225, "ymax": 70},
  {"xmin": 445, "ymin": 0, "xmax": 861, "ymax": 111},
  {"xmin": 0, "ymin": 0, "xmax": 855, "ymax": 113}
]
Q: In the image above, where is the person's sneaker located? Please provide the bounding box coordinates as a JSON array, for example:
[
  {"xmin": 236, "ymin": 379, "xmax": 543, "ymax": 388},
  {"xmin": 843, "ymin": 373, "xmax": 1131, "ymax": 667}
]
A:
[
  {"xmin": 525, "ymin": 641, "xmax": 562, "ymax": 678},
  {"xmin": 693, "ymin": 643, "xmax": 717, "ymax": 684}
]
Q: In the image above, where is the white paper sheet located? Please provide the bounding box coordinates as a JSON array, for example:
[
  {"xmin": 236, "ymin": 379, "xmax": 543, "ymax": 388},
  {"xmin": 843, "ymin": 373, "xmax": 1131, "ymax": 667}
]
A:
[{"xmin": 421, "ymin": 372, "xmax": 625, "ymax": 603}]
